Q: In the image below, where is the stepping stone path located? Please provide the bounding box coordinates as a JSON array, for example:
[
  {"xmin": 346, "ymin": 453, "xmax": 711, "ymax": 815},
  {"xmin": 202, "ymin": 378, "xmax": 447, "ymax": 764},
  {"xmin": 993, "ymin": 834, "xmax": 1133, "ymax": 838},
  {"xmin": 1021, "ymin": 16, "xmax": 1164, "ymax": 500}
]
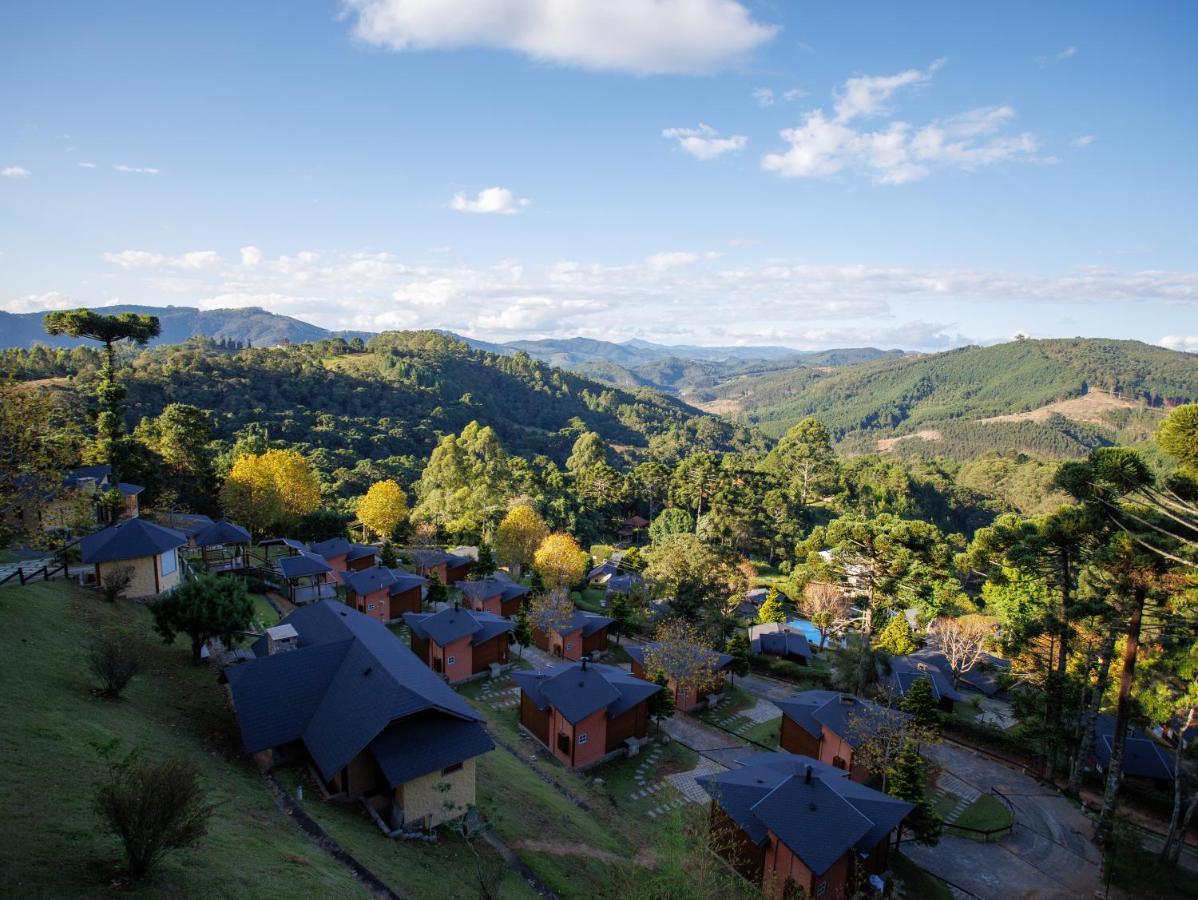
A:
[
  {"xmin": 624, "ymin": 745, "xmax": 690, "ymax": 818},
  {"xmin": 706, "ymin": 697, "xmax": 781, "ymax": 739},
  {"xmin": 934, "ymin": 770, "xmax": 982, "ymax": 823},
  {"xmin": 664, "ymin": 759, "xmax": 726, "ymax": 807},
  {"xmin": 478, "ymin": 682, "xmax": 521, "ymax": 710}
]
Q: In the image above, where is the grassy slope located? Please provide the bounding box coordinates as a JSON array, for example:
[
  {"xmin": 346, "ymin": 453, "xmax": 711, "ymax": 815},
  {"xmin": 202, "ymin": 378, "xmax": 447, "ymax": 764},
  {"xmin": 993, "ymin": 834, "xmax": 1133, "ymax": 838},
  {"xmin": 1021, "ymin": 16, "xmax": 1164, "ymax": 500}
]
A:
[
  {"xmin": 0, "ymin": 582, "xmax": 365, "ymax": 899},
  {"xmin": 714, "ymin": 338, "xmax": 1197, "ymax": 442}
]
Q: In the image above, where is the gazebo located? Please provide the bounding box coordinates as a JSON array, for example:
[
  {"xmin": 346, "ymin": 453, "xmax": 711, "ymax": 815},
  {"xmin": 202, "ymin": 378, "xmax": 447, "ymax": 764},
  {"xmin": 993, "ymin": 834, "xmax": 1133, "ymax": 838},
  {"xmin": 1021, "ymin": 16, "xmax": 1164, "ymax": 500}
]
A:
[
  {"xmin": 191, "ymin": 519, "xmax": 252, "ymax": 572},
  {"xmin": 275, "ymin": 551, "xmax": 337, "ymax": 605}
]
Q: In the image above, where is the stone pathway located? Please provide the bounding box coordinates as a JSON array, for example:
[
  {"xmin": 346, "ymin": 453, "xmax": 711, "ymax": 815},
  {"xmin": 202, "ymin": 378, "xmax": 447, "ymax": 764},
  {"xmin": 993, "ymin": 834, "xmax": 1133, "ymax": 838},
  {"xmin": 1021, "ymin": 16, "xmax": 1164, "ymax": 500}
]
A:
[
  {"xmin": 665, "ymin": 759, "xmax": 726, "ymax": 805},
  {"xmin": 703, "ymin": 695, "xmax": 781, "ymax": 742},
  {"xmin": 479, "ymin": 682, "xmax": 521, "ymax": 710},
  {"xmin": 934, "ymin": 769, "xmax": 982, "ymax": 822}
]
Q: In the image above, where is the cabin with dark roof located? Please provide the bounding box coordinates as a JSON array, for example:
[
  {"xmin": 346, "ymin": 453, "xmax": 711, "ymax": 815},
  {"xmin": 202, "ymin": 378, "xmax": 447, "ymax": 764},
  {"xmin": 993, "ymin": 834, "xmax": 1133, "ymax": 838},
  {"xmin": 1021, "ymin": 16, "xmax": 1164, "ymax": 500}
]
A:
[
  {"xmin": 80, "ymin": 517, "xmax": 187, "ymax": 598},
  {"xmin": 225, "ymin": 600, "xmax": 493, "ymax": 831},
  {"xmin": 36, "ymin": 464, "xmax": 143, "ymax": 532},
  {"xmin": 627, "ymin": 642, "xmax": 735, "ymax": 713},
  {"xmin": 409, "ymin": 549, "xmax": 473, "ymax": 585},
  {"xmin": 885, "ymin": 656, "xmax": 965, "ymax": 712},
  {"xmin": 748, "ymin": 623, "xmax": 813, "ymax": 666},
  {"xmin": 458, "ymin": 577, "xmax": 530, "ymax": 618},
  {"xmin": 1089, "ymin": 714, "xmax": 1176, "ymax": 786},
  {"xmin": 532, "ymin": 610, "xmax": 614, "ymax": 661},
  {"xmin": 776, "ymin": 691, "xmax": 909, "ymax": 782},
  {"xmin": 309, "ymin": 537, "xmax": 379, "ymax": 577},
  {"xmin": 698, "ymin": 751, "xmax": 911, "ymax": 899},
  {"xmin": 341, "ymin": 566, "xmax": 428, "ymax": 623},
  {"xmin": 404, "ymin": 604, "xmax": 514, "ymax": 684},
  {"xmin": 512, "ymin": 660, "xmax": 661, "ymax": 769}
]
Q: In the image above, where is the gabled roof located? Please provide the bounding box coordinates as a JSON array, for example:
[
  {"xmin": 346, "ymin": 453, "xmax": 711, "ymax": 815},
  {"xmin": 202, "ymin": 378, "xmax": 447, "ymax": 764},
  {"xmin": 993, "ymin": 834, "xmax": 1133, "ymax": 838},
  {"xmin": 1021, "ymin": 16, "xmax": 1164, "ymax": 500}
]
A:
[
  {"xmin": 1093, "ymin": 715, "xmax": 1175, "ymax": 781},
  {"xmin": 309, "ymin": 537, "xmax": 354, "ymax": 558},
  {"xmin": 65, "ymin": 464, "xmax": 112, "ymax": 489},
  {"xmin": 80, "ymin": 517, "xmax": 186, "ymax": 563},
  {"xmin": 276, "ymin": 551, "xmax": 333, "ymax": 579},
  {"xmin": 558, "ymin": 610, "xmax": 615, "ymax": 637},
  {"xmin": 345, "ymin": 544, "xmax": 379, "ymax": 563},
  {"xmin": 459, "ymin": 577, "xmax": 527, "ymax": 602},
  {"xmin": 193, "ymin": 519, "xmax": 252, "ymax": 548},
  {"xmin": 606, "ymin": 574, "xmax": 642, "ymax": 595},
  {"xmin": 404, "ymin": 606, "xmax": 513, "ymax": 647},
  {"xmin": 626, "ymin": 642, "xmax": 734, "ymax": 675},
  {"xmin": 387, "ymin": 570, "xmax": 428, "ymax": 595},
  {"xmin": 371, "ymin": 712, "xmax": 495, "ymax": 786},
  {"xmin": 907, "ymin": 646, "xmax": 1010, "ymax": 696},
  {"xmin": 226, "ymin": 601, "xmax": 487, "ymax": 783},
  {"xmin": 409, "ymin": 548, "xmax": 473, "ymax": 569},
  {"xmin": 588, "ymin": 561, "xmax": 620, "ymax": 581},
  {"xmin": 887, "ymin": 655, "xmax": 965, "ymax": 704},
  {"xmin": 341, "ymin": 566, "xmax": 397, "ymax": 597},
  {"xmin": 748, "ymin": 623, "xmax": 812, "ymax": 660},
  {"xmin": 116, "ymin": 482, "xmax": 144, "ymax": 497},
  {"xmin": 697, "ymin": 752, "xmax": 911, "ymax": 876},
  {"xmin": 512, "ymin": 661, "xmax": 660, "ymax": 725},
  {"xmin": 775, "ymin": 690, "xmax": 909, "ymax": 743}
]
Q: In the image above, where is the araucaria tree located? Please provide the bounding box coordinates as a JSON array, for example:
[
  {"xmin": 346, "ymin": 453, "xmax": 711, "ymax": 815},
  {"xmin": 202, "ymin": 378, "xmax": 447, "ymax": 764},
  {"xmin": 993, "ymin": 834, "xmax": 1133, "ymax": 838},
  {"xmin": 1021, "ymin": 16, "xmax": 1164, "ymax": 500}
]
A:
[
  {"xmin": 44, "ymin": 309, "xmax": 161, "ymax": 464},
  {"xmin": 356, "ymin": 479, "xmax": 408, "ymax": 542},
  {"xmin": 151, "ymin": 574, "xmax": 254, "ymax": 663}
]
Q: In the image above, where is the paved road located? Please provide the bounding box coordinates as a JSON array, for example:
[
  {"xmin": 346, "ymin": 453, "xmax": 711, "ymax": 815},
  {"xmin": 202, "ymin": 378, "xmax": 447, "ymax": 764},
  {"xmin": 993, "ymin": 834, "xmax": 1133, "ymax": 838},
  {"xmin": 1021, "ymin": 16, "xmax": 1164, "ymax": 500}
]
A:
[
  {"xmin": 903, "ymin": 741, "xmax": 1102, "ymax": 900},
  {"xmin": 660, "ymin": 713, "xmax": 750, "ymax": 769}
]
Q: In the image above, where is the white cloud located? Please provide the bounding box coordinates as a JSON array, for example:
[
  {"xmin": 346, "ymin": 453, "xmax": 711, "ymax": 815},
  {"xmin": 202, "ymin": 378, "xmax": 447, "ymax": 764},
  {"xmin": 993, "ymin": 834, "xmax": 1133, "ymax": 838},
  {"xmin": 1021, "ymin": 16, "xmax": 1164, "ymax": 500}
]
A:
[
  {"xmin": 450, "ymin": 186, "xmax": 530, "ymax": 215},
  {"xmin": 782, "ymin": 87, "xmax": 807, "ymax": 102},
  {"xmin": 82, "ymin": 244, "xmax": 1198, "ymax": 351},
  {"xmin": 763, "ymin": 62, "xmax": 1040, "ymax": 184},
  {"xmin": 662, "ymin": 123, "xmax": 748, "ymax": 160},
  {"xmin": 753, "ymin": 87, "xmax": 775, "ymax": 107},
  {"xmin": 103, "ymin": 249, "xmax": 222, "ymax": 270},
  {"xmin": 343, "ymin": 0, "xmax": 778, "ymax": 75},
  {"xmin": 113, "ymin": 164, "xmax": 160, "ymax": 174},
  {"xmin": 1057, "ymin": 46, "xmax": 1078, "ymax": 60},
  {"xmin": 1159, "ymin": 335, "xmax": 1198, "ymax": 353},
  {"xmin": 1, "ymin": 291, "xmax": 77, "ymax": 313},
  {"xmin": 240, "ymin": 246, "xmax": 263, "ymax": 266},
  {"xmin": 78, "ymin": 162, "xmax": 97, "ymax": 169},
  {"xmin": 2, "ymin": 165, "xmax": 30, "ymax": 178},
  {"xmin": 1072, "ymin": 134, "xmax": 1096, "ymax": 148}
]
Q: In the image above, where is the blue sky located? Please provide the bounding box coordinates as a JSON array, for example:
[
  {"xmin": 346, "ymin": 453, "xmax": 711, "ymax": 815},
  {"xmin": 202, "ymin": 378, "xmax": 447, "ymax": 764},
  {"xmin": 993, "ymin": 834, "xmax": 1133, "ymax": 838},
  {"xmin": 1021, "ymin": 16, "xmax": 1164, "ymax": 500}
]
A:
[{"xmin": 1, "ymin": 0, "xmax": 1196, "ymax": 351}]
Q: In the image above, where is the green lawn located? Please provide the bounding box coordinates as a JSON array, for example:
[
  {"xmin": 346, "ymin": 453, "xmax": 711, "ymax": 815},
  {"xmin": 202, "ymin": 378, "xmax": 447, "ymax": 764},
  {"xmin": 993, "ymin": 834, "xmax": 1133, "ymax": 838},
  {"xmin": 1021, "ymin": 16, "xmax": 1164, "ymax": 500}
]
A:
[
  {"xmin": 740, "ymin": 717, "xmax": 782, "ymax": 749},
  {"xmin": 949, "ymin": 794, "xmax": 1013, "ymax": 837},
  {"xmin": 594, "ymin": 740, "xmax": 698, "ymax": 815},
  {"xmin": 891, "ymin": 852, "xmax": 954, "ymax": 900},
  {"xmin": 0, "ymin": 549, "xmax": 22, "ymax": 563},
  {"xmin": 0, "ymin": 582, "xmax": 369, "ymax": 899},
  {"xmin": 571, "ymin": 586, "xmax": 607, "ymax": 613},
  {"xmin": 250, "ymin": 593, "xmax": 280, "ymax": 630}
]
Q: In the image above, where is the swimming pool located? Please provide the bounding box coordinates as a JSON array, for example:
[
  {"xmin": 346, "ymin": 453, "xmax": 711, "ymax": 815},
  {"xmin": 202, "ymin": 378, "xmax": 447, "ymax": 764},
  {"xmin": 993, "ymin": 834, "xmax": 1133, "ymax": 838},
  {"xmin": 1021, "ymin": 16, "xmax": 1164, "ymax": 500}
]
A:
[{"xmin": 785, "ymin": 618, "xmax": 848, "ymax": 649}]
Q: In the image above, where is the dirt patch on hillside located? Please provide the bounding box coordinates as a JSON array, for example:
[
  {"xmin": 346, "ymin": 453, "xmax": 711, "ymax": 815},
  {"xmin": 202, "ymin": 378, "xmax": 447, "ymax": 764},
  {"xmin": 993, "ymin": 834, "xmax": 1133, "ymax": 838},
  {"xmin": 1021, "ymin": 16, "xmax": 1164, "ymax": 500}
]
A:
[
  {"xmin": 877, "ymin": 430, "xmax": 943, "ymax": 452},
  {"xmin": 685, "ymin": 396, "xmax": 741, "ymax": 415},
  {"xmin": 980, "ymin": 390, "xmax": 1142, "ymax": 426}
]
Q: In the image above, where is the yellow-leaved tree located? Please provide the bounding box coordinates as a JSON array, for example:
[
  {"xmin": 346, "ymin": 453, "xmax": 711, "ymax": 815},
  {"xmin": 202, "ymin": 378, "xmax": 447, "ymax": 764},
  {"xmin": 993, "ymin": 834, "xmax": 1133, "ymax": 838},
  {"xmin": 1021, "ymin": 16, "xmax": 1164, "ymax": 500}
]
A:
[
  {"xmin": 532, "ymin": 532, "xmax": 588, "ymax": 593},
  {"xmin": 494, "ymin": 503, "xmax": 548, "ymax": 578},
  {"xmin": 356, "ymin": 480, "xmax": 408, "ymax": 542},
  {"xmin": 219, "ymin": 449, "xmax": 321, "ymax": 538}
]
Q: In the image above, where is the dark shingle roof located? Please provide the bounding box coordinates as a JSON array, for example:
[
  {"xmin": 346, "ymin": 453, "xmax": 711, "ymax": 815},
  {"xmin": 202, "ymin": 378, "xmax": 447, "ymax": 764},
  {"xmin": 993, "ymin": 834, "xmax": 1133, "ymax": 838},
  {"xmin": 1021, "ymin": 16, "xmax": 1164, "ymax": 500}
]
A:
[
  {"xmin": 309, "ymin": 537, "xmax": 353, "ymax": 558},
  {"xmin": 908, "ymin": 646, "xmax": 1010, "ymax": 696},
  {"xmin": 341, "ymin": 566, "xmax": 397, "ymax": 596},
  {"xmin": 605, "ymin": 574, "xmax": 642, "ymax": 595},
  {"xmin": 410, "ymin": 549, "xmax": 474, "ymax": 569},
  {"xmin": 557, "ymin": 610, "xmax": 614, "ymax": 637},
  {"xmin": 404, "ymin": 607, "xmax": 513, "ymax": 647},
  {"xmin": 193, "ymin": 519, "xmax": 252, "ymax": 548},
  {"xmin": 388, "ymin": 570, "xmax": 428, "ymax": 595},
  {"xmin": 775, "ymin": 690, "xmax": 908, "ymax": 744},
  {"xmin": 887, "ymin": 656, "xmax": 965, "ymax": 704},
  {"xmin": 276, "ymin": 551, "xmax": 333, "ymax": 579},
  {"xmin": 697, "ymin": 752, "xmax": 910, "ymax": 875},
  {"xmin": 80, "ymin": 517, "xmax": 186, "ymax": 563},
  {"xmin": 371, "ymin": 712, "xmax": 494, "ymax": 786},
  {"xmin": 226, "ymin": 601, "xmax": 486, "ymax": 782},
  {"xmin": 749, "ymin": 623, "xmax": 812, "ymax": 660},
  {"xmin": 588, "ymin": 561, "xmax": 620, "ymax": 581},
  {"xmin": 625, "ymin": 642, "xmax": 734, "ymax": 674},
  {"xmin": 512, "ymin": 661, "xmax": 660, "ymax": 725},
  {"xmin": 459, "ymin": 578, "xmax": 508, "ymax": 601},
  {"xmin": 345, "ymin": 544, "xmax": 379, "ymax": 563},
  {"xmin": 65, "ymin": 464, "xmax": 112, "ymax": 488},
  {"xmin": 116, "ymin": 482, "xmax": 144, "ymax": 496},
  {"xmin": 1093, "ymin": 715, "xmax": 1175, "ymax": 781}
]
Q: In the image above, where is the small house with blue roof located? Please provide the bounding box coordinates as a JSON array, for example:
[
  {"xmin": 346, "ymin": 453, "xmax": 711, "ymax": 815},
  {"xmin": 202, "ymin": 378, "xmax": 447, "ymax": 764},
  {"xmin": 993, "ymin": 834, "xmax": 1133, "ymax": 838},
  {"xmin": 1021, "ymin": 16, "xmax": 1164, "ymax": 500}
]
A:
[
  {"xmin": 776, "ymin": 691, "xmax": 910, "ymax": 782},
  {"xmin": 405, "ymin": 603, "xmax": 514, "ymax": 684},
  {"xmin": 309, "ymin": 537, "xmax": 379, "ymax": 577},
  {"xmin": 80, "ymin": 517, "xmax": 187, "ymax": 598},
  {"xmin": 532, "ymin": 609, "xmax": 614, "ymax": 661},
  {"xmin": 225, "ymin": 600, "xmax": 494, "ymax": 831},
  {"xmin": 627, "ymin": 641, "xmax": 735, "ymax": 713},
  {"xmin": 1090, "ymin": 714, "xmax": 1175, "ymax": 785},
  {"xmin": 886, "ymin": 655, "xmax": 965, "ymax": 712},
  {"xmin": 748, "ymin": 622, "xmax": 813, "ymax": 666},
  {"xmin": 512, "ymin": 659, "xmax": 661, "ymax": 768},
  {"xmin": 342, "ymin": 566, "xmax": 428, "ymax": 624},
  {"xmin": 697, "ymin": 751, "xmax": 911, "ymax": 898}
]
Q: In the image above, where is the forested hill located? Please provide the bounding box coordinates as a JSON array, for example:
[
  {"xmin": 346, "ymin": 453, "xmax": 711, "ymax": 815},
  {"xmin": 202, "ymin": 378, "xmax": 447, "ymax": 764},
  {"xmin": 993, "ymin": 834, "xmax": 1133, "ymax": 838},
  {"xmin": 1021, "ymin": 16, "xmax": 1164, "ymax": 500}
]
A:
[
  {"xmin": 0, "ymin": 330, "xmax": 766, "ymax": 492},
  {"xmin": 0, "ymin": 305, "xmax": 373, "ymax": 349},
  {"xmin": 706, "ymin": 338, "xmax": 1198, "ymax": 458}
]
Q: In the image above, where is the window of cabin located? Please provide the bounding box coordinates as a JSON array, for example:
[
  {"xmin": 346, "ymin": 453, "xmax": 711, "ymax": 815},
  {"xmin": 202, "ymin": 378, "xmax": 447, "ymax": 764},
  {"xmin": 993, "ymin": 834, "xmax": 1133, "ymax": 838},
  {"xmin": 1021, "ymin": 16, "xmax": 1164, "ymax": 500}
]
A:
[
  {"xmin": 577, "ymin": 732, "xmax": 588, "ymax": 745},
  {"xmin": 367, "ymin": 603, "xmax": 376, "ymax": 611},
  {"xmin": 160, "ymin": 549, "xmax": 177, "ymax": 576},
  {"xmin": 815, "ymin": 881, "xmax": 827, "ymax": 897},
  {"xmin": 441, "ymin": 762, "xmax": 463, "ymax": 776},
  {"xmin": 565, "ymin": 642, "xmax": 573, "ymax": 650},
  {"xmin": 447, "ymin": 655, "xmax": 456, "ymax": 666}
]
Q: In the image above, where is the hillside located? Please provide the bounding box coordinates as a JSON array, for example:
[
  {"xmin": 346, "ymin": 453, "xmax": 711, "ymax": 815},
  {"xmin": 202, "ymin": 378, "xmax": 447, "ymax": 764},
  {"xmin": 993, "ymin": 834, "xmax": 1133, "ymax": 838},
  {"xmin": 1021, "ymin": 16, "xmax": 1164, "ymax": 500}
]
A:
[
  {"xmin": 1, "ymin": 330, "xmax": 765, "ymax": 491},
  {"xmin": 707, "ymin": 338, "xmax": 1198, "ymax": 458}
]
